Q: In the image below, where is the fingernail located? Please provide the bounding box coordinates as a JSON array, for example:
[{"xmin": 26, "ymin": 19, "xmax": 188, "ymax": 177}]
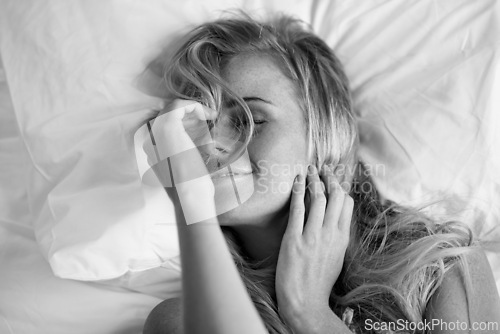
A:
[
  {"xmin": 308, "ymin": 165, "xmax": 316, "ymax": 174},
  {"xmin": 295, "ymin": 174, "xmax": 303, "ymax": 183}
]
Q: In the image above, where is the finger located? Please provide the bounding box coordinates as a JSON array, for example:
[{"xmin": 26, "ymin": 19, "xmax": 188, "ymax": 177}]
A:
[
  {"xmin": 183, "ymin": 105, "xmax": 216, "ymax": 148},
  {"xmin": 303, "ymin": 165, "xmax": 327, "ymax": 234},
  {"xmin": 286, "ymin": 174, "xmax": 306, "ymax": 236},
  {"xmin": 319, "ymin": 164, "xmax": 332, "ymax": 192},
  {"xmin": 174, "ymin": 103, "xmax": 218, "ymax": 156},
  {"xmin": 168, "ymin": 99, "xmax": 194, "ymax": 110},
  {"xmin": 150, "ymin": 100, "xmax": 209, "ymax": 164},
  {"xmin": 338, "ymin": 194, "xmax": 354, "ymax": 235},
  {"xmin": 160, "ymin": 100, "xmax": 218, "ymax": 123},
  {"xmin": 159, "ymin": 99, "xmax": 193, "ymax": 120},
  {"xmin": 191, "ymin": 103, "xmax": 218, "ymax": 121},
  {"xmin": 322, "ymin": 166, "xmax": 347, "ymax": 231}
]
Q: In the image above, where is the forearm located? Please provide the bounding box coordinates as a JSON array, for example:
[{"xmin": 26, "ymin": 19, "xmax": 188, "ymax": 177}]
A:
[
  {"xmin": 281, "ymin": 304, "xmax": 353, "ymax": 334},
  {"xmin": 172, "ymin": 191, "xmax": 267, "ymax": 334}
]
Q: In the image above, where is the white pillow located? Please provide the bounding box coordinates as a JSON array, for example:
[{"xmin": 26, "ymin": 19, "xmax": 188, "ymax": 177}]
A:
[
  {"xmin": 0, "ymin": 0, "xmax": 313, "ymax": 282},
  {"xmin": 332, "ymin": 1, "xmax": 500, "ymax": 239},
  {"xmin": 0, "ymin": 0, "xmax": 498, "ymax": 286}
]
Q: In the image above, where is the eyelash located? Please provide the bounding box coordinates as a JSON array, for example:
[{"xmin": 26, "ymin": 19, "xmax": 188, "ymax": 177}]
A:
[{"xmin": 233, "ymin": 116, "xmax": 266, "ymax": 126}]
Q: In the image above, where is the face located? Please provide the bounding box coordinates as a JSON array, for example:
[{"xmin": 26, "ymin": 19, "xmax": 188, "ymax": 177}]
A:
[{"xmin": 214, "ymin": 53, "xmax": 309, "ymax": 226}]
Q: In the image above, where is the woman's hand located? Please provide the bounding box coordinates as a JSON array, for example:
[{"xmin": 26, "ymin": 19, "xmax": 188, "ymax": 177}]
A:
[
  {"xmin": 150, "ymin": 99, "xmax": 218, "ymax": 224},
  {"xmin": 276, "ymin": 164, "xmax": 354, "ymax": 332}
]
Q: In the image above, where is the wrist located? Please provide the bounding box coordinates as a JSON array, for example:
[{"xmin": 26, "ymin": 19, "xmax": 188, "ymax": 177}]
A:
[
  {"xmin": 280, "ymin": 303, "xmax": 353, "ymax": 334},
  {"xmin": 279, "ymin": 302, "xmax": 331, "ymax": 334}
]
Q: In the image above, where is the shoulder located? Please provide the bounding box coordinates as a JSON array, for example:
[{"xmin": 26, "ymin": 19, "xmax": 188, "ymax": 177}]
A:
[
  {"xmin": 143, "ymin": 298, "xmax": 183, "ymax": 334},
  {"xmin": 425, "ymin": 248, "xmax": 500, "ymax": 333}
]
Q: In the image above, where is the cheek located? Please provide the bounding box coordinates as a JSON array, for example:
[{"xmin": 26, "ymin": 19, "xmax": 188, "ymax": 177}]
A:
[
  {"xmin": 249, "ymin": 135, "xmax": 308, "ymax": 197},
  {"xmin": 248, "ymin": 123, "xmax": 308, "ymax": 166},
  {"xmin": 217, "ymin": 129, "xmax": 307, "ymax": 225}
]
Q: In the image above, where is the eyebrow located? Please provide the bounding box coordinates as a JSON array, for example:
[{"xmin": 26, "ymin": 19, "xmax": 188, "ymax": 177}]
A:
[
  {"xmin": 224, "ymin": 97, "xmax": 274, "ymax": 108},
  {"xmin": 242, "ymin": 97, "xmax": 274, "ymax": 105}
]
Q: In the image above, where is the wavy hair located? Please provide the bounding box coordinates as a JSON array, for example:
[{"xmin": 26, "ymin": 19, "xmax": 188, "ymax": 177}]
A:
[{"xmin": 162, "ymin": 13, "xmax": 473, "ymax": 334}]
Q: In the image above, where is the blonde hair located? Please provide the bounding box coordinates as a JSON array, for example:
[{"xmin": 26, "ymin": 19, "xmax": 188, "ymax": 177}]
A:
[{"xmin": 162, "ymin": 13, "xmax": 473, "ymax": 333}]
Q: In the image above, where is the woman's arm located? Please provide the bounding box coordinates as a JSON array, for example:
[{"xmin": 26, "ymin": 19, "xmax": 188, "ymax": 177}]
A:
[
  {"xmin": 174, "ymin": 196, "xmax": 267, "ymax": 334},
  {"xmin": 280, "ymin": 304, "xmax": 353, "ymax": 334},
  {"xmin": 425, "ymin": 249, "xmax": 500, "ymax": 334},
  {"xmin": 144, "ymin": 101, "xmax": 267, "ymax": 334}
]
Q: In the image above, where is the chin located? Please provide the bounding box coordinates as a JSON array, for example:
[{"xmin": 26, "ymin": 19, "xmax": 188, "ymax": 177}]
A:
[
  {"xmin": 216, "ymin": 193, "xmax": 289, "ymax": 226},
  {"xmin": 212, "ymin": 172, "xmax": 292, "ymax": 226}
]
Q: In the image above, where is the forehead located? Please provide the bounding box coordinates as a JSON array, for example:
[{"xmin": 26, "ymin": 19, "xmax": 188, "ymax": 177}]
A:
[{"xmin": 222, "ymin": 53, "xmax": 298, "ymax": 104}]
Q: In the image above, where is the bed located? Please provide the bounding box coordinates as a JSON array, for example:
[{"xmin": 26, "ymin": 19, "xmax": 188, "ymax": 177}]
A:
[{"xmin": 0, "ymin": 1, "xmax": 499, "ymax": 333}]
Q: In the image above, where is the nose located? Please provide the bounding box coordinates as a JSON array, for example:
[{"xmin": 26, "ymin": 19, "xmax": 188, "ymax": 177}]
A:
[{"xmin": 206, "ymin": 114, "xmax": 247, "ymax": 171}]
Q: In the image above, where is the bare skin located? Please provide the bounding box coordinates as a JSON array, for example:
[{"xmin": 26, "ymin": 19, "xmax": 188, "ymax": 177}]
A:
[{"xmin": 424, "ymin": 250, "xmax": 500, "ymax": 334}]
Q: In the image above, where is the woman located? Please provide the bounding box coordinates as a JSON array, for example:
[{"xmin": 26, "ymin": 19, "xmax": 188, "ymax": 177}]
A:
[{"xmin": 143, "ymin": 14, "xmax": 500, "ymax": 333}]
